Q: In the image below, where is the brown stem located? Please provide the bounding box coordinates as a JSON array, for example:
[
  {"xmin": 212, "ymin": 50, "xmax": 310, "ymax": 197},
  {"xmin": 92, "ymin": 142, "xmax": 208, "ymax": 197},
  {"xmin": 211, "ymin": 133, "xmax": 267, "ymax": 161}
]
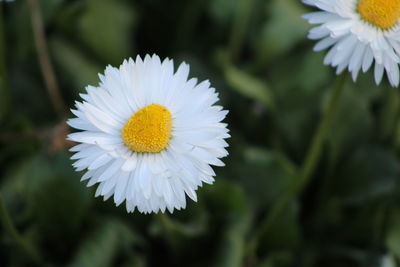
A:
[
  {"xmin": 27, "ymin": 0, "xmax": 66, "ymax": 119},
  {"xmin": 0, "ymin": 120, "xmax": 75, "ymax": 152}
]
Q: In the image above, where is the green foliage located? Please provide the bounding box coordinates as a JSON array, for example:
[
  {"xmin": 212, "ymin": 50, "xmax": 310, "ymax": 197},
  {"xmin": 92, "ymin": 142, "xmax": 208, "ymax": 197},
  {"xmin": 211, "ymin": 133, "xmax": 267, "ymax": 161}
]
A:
[
  {"xmin": 50, "ymin": 37, "xmax": 102, "ymax": 92},
  {"xmin": 255, "ymin": 0, "xmax": 309, "ymax": 63},
  {"xmin": 0, "ymin": 4, "xmax": 8, "ymax": 121},
  {"xmin": 26, "ymin": 153, "xmax": 92, "ymax": 232},
  {"xmin": 223, "ymin": 63, "xmax": 276, "ymax": 110},
  {"xmin": 332, "ymin": 146, "xmax": 400, "ymax": 203},
  {"xmin": 1, "ymin": 0, "xmax": 400, "ymax": 266},
  {"xmin": 207, "ymin": 180, "xmax": 251, "ymax": 267},
  {"xmin": 78, "ymin": 0, "xmax": 135, "ymax": 65},
  {"xmin": 69, "ymin": 218, "xmax": 138, "ymax": 267}
]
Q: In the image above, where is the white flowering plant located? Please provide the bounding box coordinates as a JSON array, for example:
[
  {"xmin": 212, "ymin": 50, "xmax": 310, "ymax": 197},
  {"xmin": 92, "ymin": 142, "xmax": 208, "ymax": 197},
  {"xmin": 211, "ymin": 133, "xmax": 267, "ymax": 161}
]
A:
[{"xmin": 0, "ymin": 0, "xmax": 400, "ymax": 266}]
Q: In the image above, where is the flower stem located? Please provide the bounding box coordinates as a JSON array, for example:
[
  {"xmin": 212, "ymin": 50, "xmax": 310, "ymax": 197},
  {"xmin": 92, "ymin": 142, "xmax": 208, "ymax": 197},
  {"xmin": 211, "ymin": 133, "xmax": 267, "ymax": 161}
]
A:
[
  {"xmin": 27, "ymin": 0, "xmax": 66, "ymax": 119},
  {"xmin": 246, "ymin": 73, "xmax": 347, "ymax": 259},
  {"xmin": 0, "ymin": 194, "xmax": 41, "ymax": 265},
  {"xmin": 294, "ymin": 72, "xmax": 348, "ymax": 195}
]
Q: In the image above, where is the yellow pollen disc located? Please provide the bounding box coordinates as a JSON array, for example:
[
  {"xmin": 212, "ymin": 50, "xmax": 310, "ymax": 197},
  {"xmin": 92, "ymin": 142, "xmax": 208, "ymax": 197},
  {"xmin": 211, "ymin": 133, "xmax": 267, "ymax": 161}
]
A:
[
  {"xmin": 358, "ymin": 0, "xmax": 400, "ymax": 30},
  {"xmin": 121, "ymin": 104, "xmax": 172, "ymax": 153}
]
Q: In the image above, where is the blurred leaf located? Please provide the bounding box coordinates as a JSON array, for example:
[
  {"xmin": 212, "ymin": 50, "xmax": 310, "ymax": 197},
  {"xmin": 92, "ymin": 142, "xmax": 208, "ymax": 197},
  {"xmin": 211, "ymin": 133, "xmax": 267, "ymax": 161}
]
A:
[
  {"xmin": 50, "ymin": 37, "xmax": 102, "ymax": 92},
  {"xmin": 209, "ymin": 0, "xmax": 240, "ymax": 24},
  {"xmin": 333, "ymin": 146, "xmax": 400, "ymax": 203},
  {"xmin": 26, "ymin": 152, "xmax": 92, "ymax": 232},
  {"xmin": 8, "ymin": 1, "xmax": 35, "ymax": 61},
  {"xmin": 244, "ymin": 147, "xmax": 296, "ymax": 175},
  {"xmin": 233, "ymin": 146, "xmax": 296, "ymax": 208},
  {"xmin": 224, "ymin": 64, "xmax": 275, "ymax": 110},
  {"xmin": 208, "ymin": 180, "xmax": 252, "ymax": 267},
  {"xmin": 118, "ymin": 255, "xmax": 146, "ymax": 267},
  {"xmin": 386, "ymin": 208, "xmax": 400, "ymax": 261},
  {"xmin": 152, "ymin": 207, "xmax": 208, "ymax": 239},
  {"xmin": 256, "ymin": 251, "xmax": 293, "ymax": 267},
  {"xmin": 327, "ymin": 83, "xmax": 373, "ymax": 165},
  {"xmin": 377, "ymin": 86, "xmax": 400, "ymax": 141},
  {"xmin": 256, "ymin": 0, "xmax": 308, "ymax": 62},
  {"xmin": 69, "ymin": 218, "xmax": 138, "ymax": 267},
  {"xmin": 396, "ymin": 122, "xmax": 400, "ymax": 153},
  {"xmin": 312, "ymin": 246, "xmax": 380, "ymax": 267},
  {"xmin": 39, "ymin": 0, "xmax": 64, "ymax": 23},
  {"xmin": 0, "ymin": 159, "xmax": 31, "ymax": 218},
  {"xmin": 258, "ymin": 200, "xmax": 301, "ymax": 253},
  {"xmin": 269, "ymin": 69, "xmax": 326, "ymax": 159},
  {"xmin": 214, "ymin": 213, "xmax": 251, "ymax": 267},
  {"xmin": 173, "ymin": 0, "xmax": 208, "ymax": 49},
  {"xmin": 269, "ymin": 50, "xmax": 330, "ymax": 92},
  {"xmin": 78, "ymin": 0, "xmax": 135, "ymax": 64},
  {"xmin": 149, "ymin": 203, "xmax": 210, "ymax": 257}
]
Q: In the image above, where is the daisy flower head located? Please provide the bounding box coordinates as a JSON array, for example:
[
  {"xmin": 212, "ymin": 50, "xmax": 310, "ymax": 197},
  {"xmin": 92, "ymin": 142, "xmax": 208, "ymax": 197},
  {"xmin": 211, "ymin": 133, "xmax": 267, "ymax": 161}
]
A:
[
  {"xmin": 303, "ymin": 0, "xmax": 400, "ymax": 87},
  {"xmin": 67, "ymin": 55, "xmax": 230, "ymax": 214}
]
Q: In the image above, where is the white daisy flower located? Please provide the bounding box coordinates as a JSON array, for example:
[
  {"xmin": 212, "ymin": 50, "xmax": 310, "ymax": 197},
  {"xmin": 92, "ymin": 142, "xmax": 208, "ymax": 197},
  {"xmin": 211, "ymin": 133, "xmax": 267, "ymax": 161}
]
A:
[
  {"xmin": 303, "ymin": 0, "xmax": 400, "ymax": 87},
  {"xmin": 67, "ymin": 55, "xmax": 230, "ymax": 214}
]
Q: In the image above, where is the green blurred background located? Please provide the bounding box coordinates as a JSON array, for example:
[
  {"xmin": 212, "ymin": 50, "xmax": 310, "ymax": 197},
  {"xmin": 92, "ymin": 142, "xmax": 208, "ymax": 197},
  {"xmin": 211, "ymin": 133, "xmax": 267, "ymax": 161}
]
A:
[{"xmin": 1, "ymin": 0, "xmax": 400, "ymax": 266}]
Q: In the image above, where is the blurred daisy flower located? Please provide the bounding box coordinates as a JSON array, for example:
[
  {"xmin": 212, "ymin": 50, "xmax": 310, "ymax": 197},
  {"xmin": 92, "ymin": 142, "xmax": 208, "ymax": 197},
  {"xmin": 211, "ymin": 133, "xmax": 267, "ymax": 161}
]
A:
[
  {"xmin": 303, "ymin": 0, "xmax": 400, "ymax": 86},
  {"xmin": 67, "ymin": 55, "xmax": 230, "ymax": 214}
]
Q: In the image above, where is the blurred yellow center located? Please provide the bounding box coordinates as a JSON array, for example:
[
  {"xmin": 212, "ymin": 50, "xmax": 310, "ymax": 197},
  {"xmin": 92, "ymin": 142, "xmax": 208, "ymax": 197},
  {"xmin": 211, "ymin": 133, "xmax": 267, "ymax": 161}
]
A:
[
  {"xmin": 121, "ymin": 104, "xmax": 172, "ymax": 153},
  {"xmin": 358, "ymin": 0, "xmax": 400, "ymax": 30}
]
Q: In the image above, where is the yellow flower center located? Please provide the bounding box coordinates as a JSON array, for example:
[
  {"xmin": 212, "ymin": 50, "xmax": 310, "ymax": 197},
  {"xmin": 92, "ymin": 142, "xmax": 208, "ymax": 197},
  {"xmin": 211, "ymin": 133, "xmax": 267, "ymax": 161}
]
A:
[
  {"xmin": 121, "ymin": 104, "xmax": 172, "ymax": 153},
  {"xmin": 358, "ymin": 0, "xmax": 400, "ymax": 30}
]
